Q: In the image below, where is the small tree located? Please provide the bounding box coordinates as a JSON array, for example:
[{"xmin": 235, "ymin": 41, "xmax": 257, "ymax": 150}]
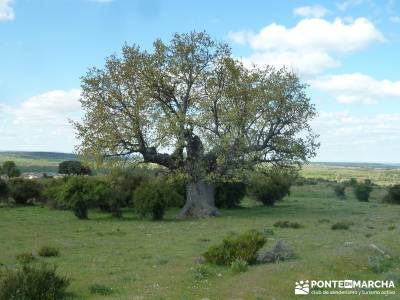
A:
[
  {"xmin": 58, "ymin": 176, "xmax": 104, "ymax": 219},
  {"xmin": 58, "ymin": 161, "xmax": 91, "ymax": 176},
  {"xmin": 1, "ymin": 161, "xmax": 20, "ymax": 178},
  {"xmin": 354, "ymin": 180, "xmax": 373, "ymax": 202}
]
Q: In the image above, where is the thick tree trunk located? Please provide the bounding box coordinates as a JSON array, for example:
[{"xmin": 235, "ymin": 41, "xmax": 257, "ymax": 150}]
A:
[{"xmin": 178, "ymin": 181, "xmax": 220, "ymax": 218}]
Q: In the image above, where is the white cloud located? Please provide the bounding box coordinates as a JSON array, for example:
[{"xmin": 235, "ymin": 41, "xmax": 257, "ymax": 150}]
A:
[
  {"xmin": 0, "ymin": 89, "xmax": 82, "ymax": 152},
  {"xmin": 0, "ymin": 0, "xmax": 14, "ymax": 21},
  {"xmin": 293, "ymin": 5, "xmax": 329, "ymax": 18},
  {"xmin": 312, "ymin": 73, "xmax": 400, "ymax": 104},
  {"xmin": 228, "ymin": 17, "xmax": 384, "ymax": 76},
  {"xmin": 312, "ymin": 111, "xmax": 400, "ymax": 162},
  {"xmin": 336, "ymin": 0, "xmax": 364, "ymax": 11}
]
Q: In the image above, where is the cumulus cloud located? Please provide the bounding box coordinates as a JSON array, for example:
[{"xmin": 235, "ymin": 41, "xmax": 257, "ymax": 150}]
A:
[
  {"xmin": 0, "ymin": 89, "xmax": 82, "ymax": 152},
  {"xmin": 311, "ymin": 111, "xmax": 400, "ymax": 162},
  {"xmin": 228, "ymin": 17, "xmax": 384, "ymax": 76},
  {"xmin": 293, "ymin": 5, "xmax": 329, "ymax": 18},
  {"xmin": 312, "ymin": 73, "xmax": 400, "ymax": 104},
  {"xmin": 0, "ymin": 0, "xmax": 14, "ymax": 21}
]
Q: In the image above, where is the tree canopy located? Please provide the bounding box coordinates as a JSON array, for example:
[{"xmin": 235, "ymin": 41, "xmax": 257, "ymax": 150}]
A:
[{"xmin": 75, "ymin": 31, "xmax": 319, "ymax": 216}]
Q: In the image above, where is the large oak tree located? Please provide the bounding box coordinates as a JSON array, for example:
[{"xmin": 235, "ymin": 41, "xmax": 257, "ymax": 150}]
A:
[{"xmin": 75, "ymin": 32, "xmax": 319, "ymax": 218}]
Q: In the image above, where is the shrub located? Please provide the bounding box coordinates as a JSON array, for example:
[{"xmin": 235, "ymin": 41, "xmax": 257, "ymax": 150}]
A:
[
  {"xmin": 384, "ymin": 184, "xmax": 400, "ymax": 204},
  {"xmin": 230, "ymin": 259, "xmax": 248, "ymax": 274},
  {"xmin": 58, "ymin": 160, "xmax": 91, "ymax": 175},
  {"xmin": 203, "ymin": 230, "xmax": 266, "ymax": 265},
  {"xmin": 331, "ymin": 221, "xmax": 353, "ymax": 230},
  {"xmin": 133, "ymin": 179, "xmax": 182, "ymax": 220},
  {"xmin": 0, "ymin": 178, "xmax": 9, "ymax": 200},
  {"xmin": 89, "ymin": 283, "xmax": 114, "ymax": 295},
  {"xmin": 0, "ymin": 263, "xmax": 69, "ymax": 300},
  {"xmin": 248, "ymin": 171, "xmax": 292, "ymax": 206},
  {"xmin": 58, "ymin": 176, "xmax": 109, "ymax": 219},
  {"xmin": 354, "ymin": 180, "xmax": 373, "ymax": 202},
  {"xmin": 15, "ymin": 252, "xmax": 35, "ymax": 264},
  {"xmin": 0, "ymin": 161, "xmax": 20, "ymax": 178},
  {"xmin": 215, "ymin": 181, "xmax": 246, "ymax": 209},
  {"xmin": 368, "ymin": 255, "xmax": 396, "ymax": 274},
  {"xmin": 41, "ymin": 178, "xmax": 68, "ymax": 209},
  {"xmin": 9, "ymin": 178, "xmax": 42, "ymax": 204},
  {"xmin": 38, "ymin": 246, "xmax": 59, "ymax": 257},
  {"xmin": 191, "ymin": 264, "xmax": 213, "ymax": 281},
  {"xmin": 333, "ymin": 184, "xmax": 346, "ymax": 199},
  {"xmin": 274, "ymin": 221, "xmax": 303, "ymax": 229}
]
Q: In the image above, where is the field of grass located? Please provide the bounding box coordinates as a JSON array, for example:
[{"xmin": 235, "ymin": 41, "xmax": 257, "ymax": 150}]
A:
[
  {"xmin": 1, "ymin": 183, "xmax": 399, "ymax": 299},
  {"xmin": 0, "ymin": 151, "xmax": 76, "ymax": 173},
  {"xmin": 302, "ymin": 164, "xmax": 400, "ymax": 186}
]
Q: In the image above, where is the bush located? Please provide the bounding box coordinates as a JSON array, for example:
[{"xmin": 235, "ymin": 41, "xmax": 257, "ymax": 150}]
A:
[
  {"xmin": 354, "ymin": 180, "xmax": 373, "ymax": 202},
  {"xmin": 230, "ymin": 259, "xmax": 248, "ymax": 274},
  {"xmin": 58, "ymin": 176, "xmax": 109, "ymax": 219},
  {"xmin": 214, "ymin": 181, "xmax": 246, "ymax": 209},
  {"xmin": 331, "ymin": 221, "xmax": 353, "ymax": 230},
  {"xmin": 0, "ymin": 178, "xmax": 9, "ymax": 200},
  {"xmin": 334, "ymin": 184, "xmax": 346, "ymax": 199},
  {"xmin": 89, "ymin": 283, "xmax": 114, "ymax": 295},
  {"xmin": 58, "ymin": 160, "xmax": 91, "ymax": 175},
  {"xmin": 384, "ymin": 184, "xmax": 400, "ymax": 204},
  {"xmin": 133, "ymin": 179, "xmax": 182, "ymax": 220},
  {"xmin": 38, "ymin": 246, "xmax": 60, "ymax": 257},
  {"xmin": 0, "ymin": 263, "xmax": 69, "ymax": 300},
  {"xmin": 191, "ymin": 264, "xmax": 213, "ymax": 281},
  {"xmin": 9, "ymin": 178, "xmax": 42, "ymax": 204},
  {"xmin": 15, "ymin": 252, "xmax": 35, "ymax": 264},
  {"xmin": 273, "ymin": 221, "xmax": 303, "ymax": 229},
  {"xmin": 41, "ymin": 178, "xmax": 68, "ymax": 209},
  {"xmin": 248, "ymin": 171, "xmax": 292, "ymax": 206},
  {"xmin": 203, "ymin": 230, "xmax": 266, "ymax": 265},
  {"xmin": 107, "ymin": 166, "xmax": 156, "ymax": 208},
  {"xmin": 0, "ymin": 161, "xmax": 20, "ymax": 178},
  {"xmin": 368, "ymin": 255, "xmax": 396, "ymax": 274}
]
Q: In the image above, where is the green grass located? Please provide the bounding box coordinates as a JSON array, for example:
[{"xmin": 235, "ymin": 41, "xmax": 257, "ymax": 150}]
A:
[
  {"xmin": 1, "ymin": 183, "xmax": 400, "ymax": 299},
  {"xmin": 302, "ymin": 164, "xmax": 400, "ymax": 186}
]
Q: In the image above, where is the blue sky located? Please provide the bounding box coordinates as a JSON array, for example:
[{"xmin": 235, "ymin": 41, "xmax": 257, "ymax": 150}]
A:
[{"xmin": 1, "ymin": 0, "xmax": 400, "ymax": 162}]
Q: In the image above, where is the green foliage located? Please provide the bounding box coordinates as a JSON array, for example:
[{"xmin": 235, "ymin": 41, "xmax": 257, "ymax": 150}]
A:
[
  {"xmin": 191, "ymin": 264, "xmax": 213, "ymax": 281},
  {"xmin": 41, "ymin": 178, "xmax": 68, "ymax": 209},
  {"xmin": 89, "ymin": 283, "xmax": 114, "ymax": 295},
  {"xmin": 384, "ymin": 184, "xmax": 400, "ymax": 204},
  {"xmin": 230, "ymin": 259, "xmax": 248, "ymax": 274},
  {"xmin": 368, "ymin": 255, "xmax": 397, "ymax": 274},
  {"xmin": 333, "ymin": 184, "xmax": 346, "ymax": 199},
  {"xmin": 273, "ymin": 221, "xmax": 303, "ymax": 229},
  {"xmin": 0, "ymin": 263, "xmax": 69, "ymax": 300},
  {"xmin": 215, "ymin": 181, "xmax": 246, "ymax": 209},
  {"xmin": 203, "ymin": 230, "xmax": 266, "ymax": 265},
  {"xmin": 354, "ymin": 180, "xmax": 373, "ymax": 202},
  {"xmin": 38, "ymin": 246, "xmax": 60, "ymax": 257},
  {"xmin": 0, "ymin": 161, "xmax": 21, "ymax": 178},
  {"xmin": 9, "ymin": 178, "xmax": 42, "ymax": 204},
  {"xmin": 15, "ymin": 252, "xmax": 35, "ymax": 264},
  {"xmin": 58, "ymin": 176, "xmax": 109, "ymax": 219},
  {"xmin": 133, "ymin": 179, "xmax": 182, "ymax": 220},
  {"xmin": 0, "ymin": 178, "xmax": 9, "ymax": 200},
  {"xmin": 58, "ymin": 160, "xmax": 91, "ymax": 175},
  {"xmin": 331, "ymin": 221, "xmax": 353, "ymax": 230},
  {"xmin": 248, "ymin": 171, "xmax": 293, "ymax": 206}
]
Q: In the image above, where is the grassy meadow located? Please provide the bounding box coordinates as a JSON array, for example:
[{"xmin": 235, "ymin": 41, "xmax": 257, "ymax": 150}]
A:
[{"xmin": 1, "ymin": 182, "xmax": 400, "ymax": 299}]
